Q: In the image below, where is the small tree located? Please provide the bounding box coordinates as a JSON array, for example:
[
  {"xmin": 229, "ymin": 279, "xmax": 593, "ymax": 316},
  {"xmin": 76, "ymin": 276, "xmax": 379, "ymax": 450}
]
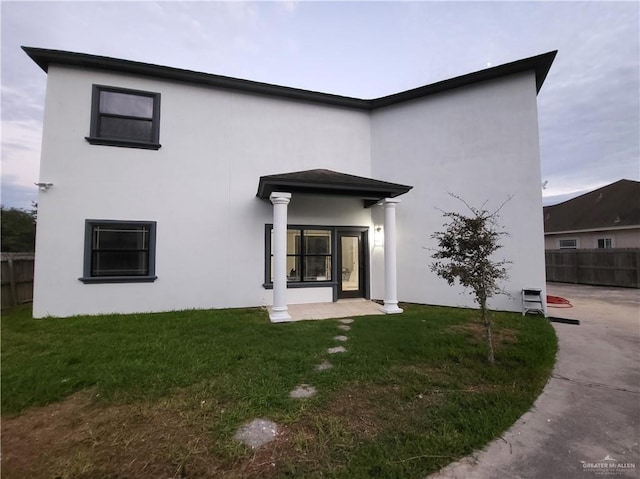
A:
[
  {"xmin": 1, "ymin": 205, "xmax": 37, "ymax": 252},
  {"xmin": 430, "ymin": 195, "xmax": 511, "ymax": 364}
]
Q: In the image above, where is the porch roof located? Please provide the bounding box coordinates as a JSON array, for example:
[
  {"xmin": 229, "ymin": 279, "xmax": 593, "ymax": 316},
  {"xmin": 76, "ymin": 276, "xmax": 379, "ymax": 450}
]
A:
[{"xmin": 256, "ymin": 169, "xmax": 413, "ymax": 207}]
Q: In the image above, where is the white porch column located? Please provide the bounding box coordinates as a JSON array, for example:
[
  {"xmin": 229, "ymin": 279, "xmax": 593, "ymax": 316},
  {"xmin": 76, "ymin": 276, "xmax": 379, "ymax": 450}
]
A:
[
  {"xmin": 382, "ymin": 198, "xmax": 403, "ymax": 314},
  {"xmin": 269, "ymin": 192, "xmax": 292, "ymax": 322}
]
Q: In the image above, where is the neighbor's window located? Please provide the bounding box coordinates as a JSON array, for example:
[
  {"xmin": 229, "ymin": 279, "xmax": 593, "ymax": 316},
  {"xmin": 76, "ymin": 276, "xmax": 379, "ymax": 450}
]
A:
[
  {"xmin": 80, "ymin": 220, "xmax": 157, "ymax": 283},
  {"xmin": 597, "ymin": 238, "xmax": 613, "ymax": 249},
  {"xmin": 86, "ymin": 85, "xmax": 161, "ymax": 149},
  {"xmin": 559, "ymin": 239, "xmax": 577, "ymax": 249},
  {"xmin": 269, "ymin": 228, "xmax": 332, "ymax": 283}
]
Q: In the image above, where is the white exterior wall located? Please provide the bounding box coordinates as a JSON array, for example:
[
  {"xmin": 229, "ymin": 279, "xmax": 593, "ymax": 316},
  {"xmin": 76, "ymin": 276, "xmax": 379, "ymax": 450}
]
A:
[
  {"xmin": 33, "ymin": 65, "xmax": 371, "ymax": 317},
  {"xmin": 33, "ymin": 64, "xmax": 548, "ymax": 318},
  {"xmin": 370, "ymin": 72, "xmax": 546, "ymax": 312}
]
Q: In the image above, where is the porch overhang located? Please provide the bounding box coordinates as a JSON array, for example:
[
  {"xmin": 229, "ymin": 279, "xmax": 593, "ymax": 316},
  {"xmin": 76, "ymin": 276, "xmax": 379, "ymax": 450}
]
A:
[{"xmin": 256, "ymin": 169, "xmax": 413, "ymax": 207}]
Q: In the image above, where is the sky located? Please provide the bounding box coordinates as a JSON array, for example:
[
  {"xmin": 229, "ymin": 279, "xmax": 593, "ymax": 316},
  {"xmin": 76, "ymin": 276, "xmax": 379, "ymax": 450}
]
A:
[{"xmin": 1, "ymin": 0, "xmax": 639, "ymax": 209}]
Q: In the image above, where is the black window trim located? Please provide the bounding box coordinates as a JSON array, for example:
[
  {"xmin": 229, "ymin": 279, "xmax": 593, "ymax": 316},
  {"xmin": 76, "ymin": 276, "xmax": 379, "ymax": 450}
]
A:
[
  {"xmin": 264, "ymin": 224, "xmax": 337, "ymax": 290},
  {"xmin": 85, "ymin": 84, "xmax": 162, "ymax": 150},
  {"xmin": 79, "ymin": 219, "xmax": 158, "ymax": 284},
  {"xmin": 263, "ymin": 225, "xmax": 370, "ymax": 303}
]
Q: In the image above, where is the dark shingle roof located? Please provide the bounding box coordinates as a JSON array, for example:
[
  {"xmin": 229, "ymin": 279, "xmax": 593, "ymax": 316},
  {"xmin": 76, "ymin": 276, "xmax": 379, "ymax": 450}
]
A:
[
  {"xmin": 22, "ymin": 47, "xmax": 556, "ymax": 110},
  {"xmin": 257, "ymin": 169, "xmax": 412, "ymax": 207},
  {"xmin": 543, "ymin": 179, "xmax": 640, "ymax": 233}
]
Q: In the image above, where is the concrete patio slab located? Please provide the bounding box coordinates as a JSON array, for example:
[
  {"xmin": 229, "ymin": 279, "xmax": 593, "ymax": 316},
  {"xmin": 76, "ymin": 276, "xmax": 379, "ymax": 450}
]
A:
[{"xmin": 273, "ymin": 298, "xmax": 384, "ymax": 321}]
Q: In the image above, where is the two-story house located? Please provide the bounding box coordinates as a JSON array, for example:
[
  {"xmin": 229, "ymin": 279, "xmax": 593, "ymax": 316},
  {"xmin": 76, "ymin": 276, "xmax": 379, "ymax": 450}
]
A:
[{"xmin": 24, "ymin": 46, "xmax": 556, "ymax": 320}]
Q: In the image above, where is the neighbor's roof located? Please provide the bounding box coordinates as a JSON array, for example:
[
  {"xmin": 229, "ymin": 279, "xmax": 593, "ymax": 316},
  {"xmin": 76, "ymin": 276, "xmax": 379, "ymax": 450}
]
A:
[
  {"xmin": 257, "ymin": 169, "xmax": 412, "ymax": 207},
  {"xmin": 22, "ymin": 46, "xmax": 556, "ymax": 110},
  {"xmin": 543, "ymin": 179, "xmax": 640, "ymax": 233}
]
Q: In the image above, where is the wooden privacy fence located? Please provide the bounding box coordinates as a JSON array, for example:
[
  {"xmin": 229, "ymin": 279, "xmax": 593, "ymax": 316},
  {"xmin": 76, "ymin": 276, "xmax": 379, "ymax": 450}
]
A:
[
  {"xmin": 1, "ymin": 252, "xmax": 35, "ymax": 309},
  {"xmin": 545, "ymin": 249, "xmax": 640, "ymax": 288}
]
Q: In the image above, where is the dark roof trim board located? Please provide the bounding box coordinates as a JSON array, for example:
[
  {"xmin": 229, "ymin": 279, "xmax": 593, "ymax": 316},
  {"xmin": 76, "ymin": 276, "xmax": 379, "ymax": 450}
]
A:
[
  {"xmin": 371, "ymin": 51, "xmax": 556, "ymax": 108},
  {"xmin": 22, "ymin": 46, "xmax": 557, "ymax": 110},
  {"xmin": 544, "ymin": 225, "xmax": 639, "ymax": 236},
  {"xmin": 257, "ymin": 169, "xmax": 413, "ymax": 207}
]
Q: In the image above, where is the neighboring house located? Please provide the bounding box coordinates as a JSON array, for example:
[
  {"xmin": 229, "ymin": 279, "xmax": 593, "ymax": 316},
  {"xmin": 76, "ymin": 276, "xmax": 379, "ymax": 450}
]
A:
[
  {"xmin": 25, "ymin": 46, "xmax": 555, "ymax": 320},
  {"xmin": 544, "ymin": 179, "xmax": 640, "ymax": 250}
]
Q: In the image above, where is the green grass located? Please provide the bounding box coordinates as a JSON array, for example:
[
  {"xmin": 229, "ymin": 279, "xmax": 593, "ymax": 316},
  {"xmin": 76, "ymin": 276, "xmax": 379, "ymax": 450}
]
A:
[{"xmin": 1, "ymin": 303, "xmax": 557, "ymax": 479}]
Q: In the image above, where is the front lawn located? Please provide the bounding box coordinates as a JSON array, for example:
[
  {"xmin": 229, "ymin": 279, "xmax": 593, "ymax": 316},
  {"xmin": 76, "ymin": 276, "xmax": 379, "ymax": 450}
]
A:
[{"xmin": 1, "ymin": 303, "xmax": 556, "ymax": 479}]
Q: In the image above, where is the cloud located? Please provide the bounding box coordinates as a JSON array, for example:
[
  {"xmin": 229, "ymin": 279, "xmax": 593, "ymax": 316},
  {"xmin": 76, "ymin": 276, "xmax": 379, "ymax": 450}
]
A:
[
  {"xmin": 0, "ymin": 178, "xmax": 37, "ymax": 210},
  {"xmin": 1, "ymin": 118, "xmax": 42, "ymax": 193},
  {"xmin": 278, "ymin": 0, "xmax": 298, "ymax": 14},
  {"xmin": 537, "ymin": 2, "xmax": 639, "ymax": 197},
  {"xmin": 2, "ymin": 84, "xmax": 45, "ymax": 122}
]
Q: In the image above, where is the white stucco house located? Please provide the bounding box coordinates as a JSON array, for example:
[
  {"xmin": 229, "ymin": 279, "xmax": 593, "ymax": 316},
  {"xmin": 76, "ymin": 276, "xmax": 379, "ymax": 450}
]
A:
[{"xmin": 24, "ymin": 46, "xmax": 556, "ymax": 320}]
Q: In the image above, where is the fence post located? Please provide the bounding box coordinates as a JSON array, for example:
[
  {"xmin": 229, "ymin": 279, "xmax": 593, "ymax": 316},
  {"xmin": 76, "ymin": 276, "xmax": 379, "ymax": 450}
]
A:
[
  {"xmin": 1, "ymin": 252, "xmax": 35, "ymax": 308},
  {"xmin": 7, "ymin": 255, "xmax": 18, "ymax": 308}
]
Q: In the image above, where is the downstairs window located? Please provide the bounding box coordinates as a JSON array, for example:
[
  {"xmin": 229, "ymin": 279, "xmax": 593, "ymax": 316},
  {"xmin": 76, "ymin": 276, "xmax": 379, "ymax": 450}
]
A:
[
  {"xmin": 597, "ymin": 238, "xmax": 613, "ymax": 249},
  {"xmin": 80, "ymin": 220, "xmax": 157, "ymax": 283},
  {"xmin": 559, "ymin": 239, "xmax": 577, "ymax": 249},
  {"xmin": 267, "ymin": 228, "xmax": 332, "ymax": 284}
]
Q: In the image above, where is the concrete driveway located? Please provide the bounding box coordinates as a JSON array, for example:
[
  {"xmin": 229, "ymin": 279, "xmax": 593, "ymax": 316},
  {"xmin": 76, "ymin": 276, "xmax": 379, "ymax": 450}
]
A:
[{"xmin": 429, "ymin": 282, "xmax": 640, "ymax": 479}]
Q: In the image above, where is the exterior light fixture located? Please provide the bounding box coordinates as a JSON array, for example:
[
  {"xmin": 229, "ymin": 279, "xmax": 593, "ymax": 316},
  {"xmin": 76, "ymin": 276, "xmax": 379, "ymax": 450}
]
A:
[
  {"xmin": 374, "ymin": 225, "xmax": 384, "ymax": 246},
  {"xmin": 35, "ymin": 182, "xmax": 54, "ymax": 191}
]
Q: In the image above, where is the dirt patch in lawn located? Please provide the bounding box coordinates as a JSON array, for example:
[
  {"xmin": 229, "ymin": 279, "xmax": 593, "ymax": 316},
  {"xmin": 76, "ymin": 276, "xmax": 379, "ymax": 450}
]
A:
[
  {"xmin": 0, "ymin": 390, "xmax": 302, "ymax": 479},
  {"xmin": 448, "ymin": 321, "xmax": 518, "ymax": 347},
  {"xmin": 3, "ymin": 388, "xmax": 375, "ymax": 479},
  {"xmin": 325, "ymin": 383, "xmax": 388, "ymax": 439},
  {"xmin": 324, "ymin": 380, "xmax": 445, "ymax": 439},
  {"xmin": 0, "ymin": 378, "xmax": 489, "ymax": 478},
  {"xmin": 1, "ymin": 389, "xmax": 226, "ymax": 479}
]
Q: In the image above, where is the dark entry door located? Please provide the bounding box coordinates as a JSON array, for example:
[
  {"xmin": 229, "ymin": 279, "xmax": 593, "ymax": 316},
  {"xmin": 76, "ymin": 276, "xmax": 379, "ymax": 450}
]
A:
[{"xmin": 338, "ymin": 231, "xmax": 366, "ymax": 299}]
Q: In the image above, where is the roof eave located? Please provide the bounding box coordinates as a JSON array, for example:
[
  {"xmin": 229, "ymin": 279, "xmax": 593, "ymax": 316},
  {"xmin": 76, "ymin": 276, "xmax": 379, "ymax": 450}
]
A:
[
  {"xmin": 22, "ymin": 46, "xmax": 557, "ymax": 110},
  {"xmin": 21, "ymin": 46, "xmax": 371, "ymax": 110},
  {"xmin": 257, "ymin": 179, "xmax": 412, "ymax": 200},
  {"xmin": 256, "ymin": 170, "xmax": 413, "ymax": 207},
  {"xmin": 544, "ymin": 224, "xmax": 640, "ymax": 235},
  {"xmin": 372, "ymin": 50, "xmax": 557, "ymax": 108}
]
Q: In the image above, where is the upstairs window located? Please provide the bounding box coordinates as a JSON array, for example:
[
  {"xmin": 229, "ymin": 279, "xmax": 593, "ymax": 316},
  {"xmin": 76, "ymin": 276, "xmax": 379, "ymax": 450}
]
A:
[
  {"xmin": 86, "ymin": 85, "xmax": 161, "ymax": 149},
  {"xmin": 80, "ymin": 220, "xmax": 157, "ymax": 283}
]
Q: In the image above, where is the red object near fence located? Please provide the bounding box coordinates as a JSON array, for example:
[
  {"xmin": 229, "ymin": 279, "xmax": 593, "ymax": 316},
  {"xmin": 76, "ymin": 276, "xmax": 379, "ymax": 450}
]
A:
[{"xmin": 547, "ymin": 295, "xmax": 573, "ymax": 308}]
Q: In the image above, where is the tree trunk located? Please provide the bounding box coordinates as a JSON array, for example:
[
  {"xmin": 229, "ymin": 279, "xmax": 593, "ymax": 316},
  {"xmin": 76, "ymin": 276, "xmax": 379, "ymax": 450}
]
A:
[{"xmin": 480, "ymin": 296, "xmax": 495, "ymax": 364}]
